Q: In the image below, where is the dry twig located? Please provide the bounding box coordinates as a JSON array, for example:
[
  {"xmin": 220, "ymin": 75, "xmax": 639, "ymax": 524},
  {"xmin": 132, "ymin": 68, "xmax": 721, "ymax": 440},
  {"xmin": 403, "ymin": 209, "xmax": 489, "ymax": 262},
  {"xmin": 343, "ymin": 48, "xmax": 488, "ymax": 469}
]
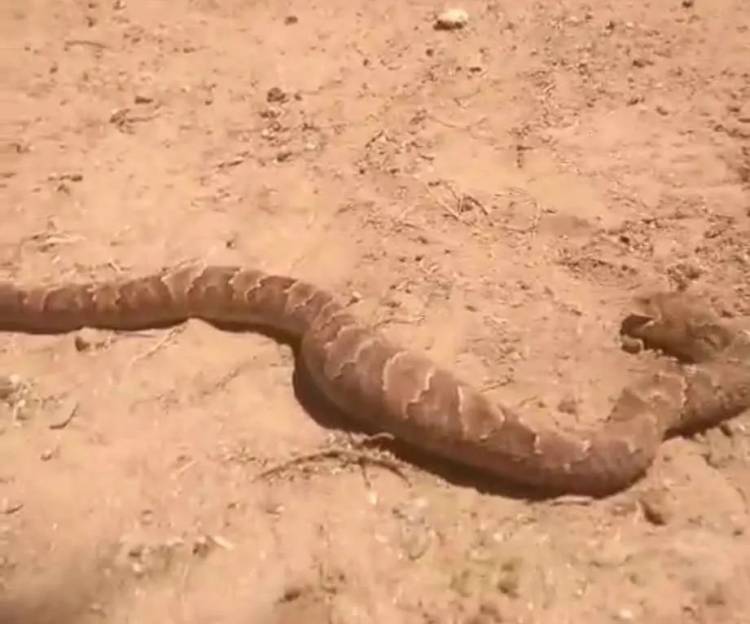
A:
[{"xmin": 254, "ymin": 434, "xmax": 409, "ymax": 485}]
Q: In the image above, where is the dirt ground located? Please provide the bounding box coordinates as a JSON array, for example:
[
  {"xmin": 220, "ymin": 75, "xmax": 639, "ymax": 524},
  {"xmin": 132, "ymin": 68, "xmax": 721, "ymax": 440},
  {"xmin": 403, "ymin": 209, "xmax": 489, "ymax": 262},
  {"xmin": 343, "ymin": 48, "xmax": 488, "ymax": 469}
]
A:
[{"xmin": 1, "ymin": 0, "xmax": 749, "ymax": 622}]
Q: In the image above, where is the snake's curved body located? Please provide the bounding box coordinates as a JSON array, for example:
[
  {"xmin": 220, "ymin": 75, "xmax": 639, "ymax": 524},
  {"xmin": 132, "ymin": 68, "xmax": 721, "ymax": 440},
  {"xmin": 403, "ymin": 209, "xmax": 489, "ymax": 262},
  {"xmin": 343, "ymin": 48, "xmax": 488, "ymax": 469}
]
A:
[{"xmin": 0, "ymin": 265, "xmax": 747, "ymax": 495}]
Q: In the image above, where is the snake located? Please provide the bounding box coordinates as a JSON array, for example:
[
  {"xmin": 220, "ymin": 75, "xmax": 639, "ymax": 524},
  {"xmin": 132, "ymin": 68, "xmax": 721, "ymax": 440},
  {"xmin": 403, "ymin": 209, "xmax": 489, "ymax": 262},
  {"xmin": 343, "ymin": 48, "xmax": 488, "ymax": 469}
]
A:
[{"xmin": 0, "ymin": 264, "xmax": 747, "ymax": 495}]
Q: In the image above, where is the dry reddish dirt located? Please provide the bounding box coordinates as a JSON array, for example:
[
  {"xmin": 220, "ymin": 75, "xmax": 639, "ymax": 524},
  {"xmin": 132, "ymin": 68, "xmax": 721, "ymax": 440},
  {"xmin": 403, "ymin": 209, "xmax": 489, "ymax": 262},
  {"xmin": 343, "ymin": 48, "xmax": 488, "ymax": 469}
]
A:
[{"xmin": 2, "ymin": 1, "xmax": 749, "ymax": 622}]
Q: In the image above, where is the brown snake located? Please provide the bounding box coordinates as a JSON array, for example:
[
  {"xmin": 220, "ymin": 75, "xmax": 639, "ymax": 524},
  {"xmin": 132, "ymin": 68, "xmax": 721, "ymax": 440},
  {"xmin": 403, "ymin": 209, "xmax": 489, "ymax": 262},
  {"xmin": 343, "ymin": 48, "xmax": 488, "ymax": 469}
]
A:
[{"xmin": 0, "ymin": 264, "xmax": 748, "ymax": 495}]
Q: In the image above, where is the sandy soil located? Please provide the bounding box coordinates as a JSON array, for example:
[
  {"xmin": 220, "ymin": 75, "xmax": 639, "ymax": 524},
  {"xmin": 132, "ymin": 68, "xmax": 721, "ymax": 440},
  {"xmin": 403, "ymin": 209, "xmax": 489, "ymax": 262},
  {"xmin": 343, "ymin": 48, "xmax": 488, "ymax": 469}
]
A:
[{"xmin": 2, "ymin": 1, "xmax": 749, "ymax": 622}]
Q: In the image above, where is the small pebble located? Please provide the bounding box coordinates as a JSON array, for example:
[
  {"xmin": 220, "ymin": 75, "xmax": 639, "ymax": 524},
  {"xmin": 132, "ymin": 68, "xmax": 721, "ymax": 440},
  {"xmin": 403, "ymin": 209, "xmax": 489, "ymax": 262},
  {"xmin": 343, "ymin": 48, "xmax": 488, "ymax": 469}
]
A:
[
  {"xmin": 193, "ymin": 535, "xmax": 213, "ymax": 557},
  {"xmin": 74, "ymin": 332, "xmax": 92, "ymax": 352},
  {"xmin": 435, "ymin": 8, "xmax": 469, "ymax": 30},
  {"xmin": 615, "ymin": 607, "xmax": 635, "ymax": 621},
  {"xmin": 588, "ymin": 540, "xmax": 632, "ymax": 567},
  {"xmin": 557, "ymin": 396, "xmax": 578, "ymax": 415},
  {"xmin": 639, "ymin": 489, "xmax": 673, "ymax": 525},
  {"xmin": 275, "ymin": 150, "xmax": 293, "ymax": 162},
  {"xmin": 0, "ymin": 375, "xmax": 21, "ymax": 401},
  {"xmin": 73, "ymin": 328, "xmax": 108, "ymax": 351},
  {"xmin": 401, "ymin": 525, "xmax": 431, "ymax": 560},
  {"xmin": 729, "ymin": 513, "xmax": 745, "ymax": 536},
  {"xmin": 266, "ymin": 87, "xmax": 287, "ymax": 103},
  {"xmin": 496, "ymin": 557, "xmax": 522, "ymax": 597}
]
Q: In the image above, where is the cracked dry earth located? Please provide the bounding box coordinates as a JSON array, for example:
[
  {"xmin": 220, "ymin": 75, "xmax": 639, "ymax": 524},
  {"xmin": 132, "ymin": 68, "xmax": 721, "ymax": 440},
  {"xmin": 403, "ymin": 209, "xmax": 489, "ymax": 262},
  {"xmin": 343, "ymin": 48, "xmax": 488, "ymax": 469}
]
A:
[{"xmin": 1, "ymin": 1, "xmax": 749, "ymax": 623}]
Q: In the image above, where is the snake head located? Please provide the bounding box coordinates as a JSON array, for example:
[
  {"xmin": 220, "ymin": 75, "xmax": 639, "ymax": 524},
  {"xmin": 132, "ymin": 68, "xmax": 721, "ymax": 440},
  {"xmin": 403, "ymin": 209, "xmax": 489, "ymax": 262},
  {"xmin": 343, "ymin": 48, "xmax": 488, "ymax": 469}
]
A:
[{"xmin": 619, "ymin": 291, "xmax": 733, "ymax": 364}]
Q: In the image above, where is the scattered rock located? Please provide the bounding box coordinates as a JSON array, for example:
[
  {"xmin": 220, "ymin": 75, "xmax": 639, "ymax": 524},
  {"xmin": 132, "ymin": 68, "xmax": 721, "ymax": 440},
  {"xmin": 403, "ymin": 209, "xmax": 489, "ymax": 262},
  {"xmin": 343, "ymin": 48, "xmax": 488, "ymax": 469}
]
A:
[
  {"xmin": 40, "ymin": 447, "xmax": 58, "ymax": 461},
  {"xmin": 401, "ymin": 524, "xmax": 431, "ymax": 560},
  {"xmin": 728, "ymin": 514, "xmax": 746, "ymax": 536},
  {"xmin": 266, "ymin": 87, "xmax": 287, "ymax": 103},
  {"xmin": 435, "ymin": 8, "xmax": 469, "ymax": 31},
  {"xmin": 284, "ymin": 15, "xmax": 298, "ymax": 25},
  {"xmin": 639, "ymin": 489, "xmax": 673, "ymax": 525},
  {"xmin": 557, "ymin": 395, "xmax": 579, "ymax": 415},
  {"xmin": 276, "ymin": 149, "xmax": 293, "ymax": 162},
  {"xmin": 73, "ymin": 328, "xmax": 108, "ymax": 352},
  {"xmin": 588, "ymin": 539, "xmax": 633, "ymax": 568},
  {"xmin": 701, "ymin": 426, "xmax": 737, "ymax": 468},
  {"xmin": 0, "ymin": 375, "xmax": 22, "ymax": 402},
  {"xmin": 496, "ymin": 557, "xmax": 522, "ymax": 597},
  {"xmin": 614, "ymin": 607, "xmax": 636, "ymax": 621},
  {"xmin": 74, "ymin": 334, "xmax": 91, "ymax": 352},
  {"xmin": 192, "ymin": 535, "xmax": 213, "ymax": 557}
]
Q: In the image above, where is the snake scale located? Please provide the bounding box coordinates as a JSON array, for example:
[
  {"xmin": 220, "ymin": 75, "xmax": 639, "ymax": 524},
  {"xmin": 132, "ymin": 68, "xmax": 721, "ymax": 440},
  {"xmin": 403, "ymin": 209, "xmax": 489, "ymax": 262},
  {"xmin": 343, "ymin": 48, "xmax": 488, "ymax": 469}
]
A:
[{"xmin": 0, "ymin": 264, "xmax": 748, "ymax": 495}]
